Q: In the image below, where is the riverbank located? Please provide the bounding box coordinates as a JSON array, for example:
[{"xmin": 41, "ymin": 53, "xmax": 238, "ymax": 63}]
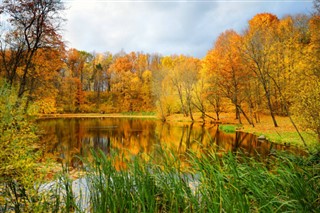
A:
[
  {"xmin": 37, "ymin": 113, "xmax": 157, "ymax": 119},
  {"xmin": 165, "ymin": 112, "xmax": 318, "ymax": 152}
]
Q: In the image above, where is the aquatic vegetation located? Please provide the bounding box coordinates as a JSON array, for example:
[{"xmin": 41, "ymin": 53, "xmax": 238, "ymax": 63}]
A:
[{"xmin": 26, "ymin": 148, "xmax": 320, "ymax": 212}]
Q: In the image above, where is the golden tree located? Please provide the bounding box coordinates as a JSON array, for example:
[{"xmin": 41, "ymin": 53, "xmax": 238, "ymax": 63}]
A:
[{"xmin": 241, "ymin": 13, "xmax": 280, "ymax": 127}]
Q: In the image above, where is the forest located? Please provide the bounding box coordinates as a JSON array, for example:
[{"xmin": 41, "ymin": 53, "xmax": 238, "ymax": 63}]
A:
[{"xmin": 1, "ymin": 1, "xmax": 320, "ymax": 142}]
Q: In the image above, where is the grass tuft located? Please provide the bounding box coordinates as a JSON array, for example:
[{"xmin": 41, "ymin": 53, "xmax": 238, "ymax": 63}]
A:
[{"xmin": 219, "ymin": 124, "xmax": 238, "ymax": 133}]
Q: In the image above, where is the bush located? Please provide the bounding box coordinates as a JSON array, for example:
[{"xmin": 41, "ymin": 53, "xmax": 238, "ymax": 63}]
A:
[
  {"xmin": 79, "ymin": 104, "xmax": 95, "ymax": 113},
  {"xmin": 0, "ymin": 81, "xmax": 42, "ymax": 212},
  {"xmin": 99, "ymin": 103, "xmax": 118, "ymax": 114},
  {"xmin": 28, "ymin": 97, "xmax": 57, "ymax": 114}
]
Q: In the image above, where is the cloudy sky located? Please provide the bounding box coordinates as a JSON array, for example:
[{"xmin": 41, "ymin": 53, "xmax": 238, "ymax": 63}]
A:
[{"xmin": 63, "ymin": 0, "xmax": 314, "ymax": 58}]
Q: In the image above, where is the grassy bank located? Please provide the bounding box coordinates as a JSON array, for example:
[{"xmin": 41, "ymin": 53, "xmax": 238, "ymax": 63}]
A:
[
  {"xmin": 3, "ymin": 148, "xmax": 319, "ymax": 212},
  {"xmin": 165, "ymin": 112, "xmax": 319, "ymax": 151}
]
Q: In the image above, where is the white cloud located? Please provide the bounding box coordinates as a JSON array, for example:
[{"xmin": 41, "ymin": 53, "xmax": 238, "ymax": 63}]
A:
[{"xmin": 63, "ymin": 0, "xmax": 313, "ymax": 58}]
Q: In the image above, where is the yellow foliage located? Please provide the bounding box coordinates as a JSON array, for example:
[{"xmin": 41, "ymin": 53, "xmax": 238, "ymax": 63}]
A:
[
  {"xmin": 0, "ymin": 82, "xmax": 43, "ymax": 210},
  {"xmin": 30, "ymin": 97, "xmax": 57, "ymax": 114}
]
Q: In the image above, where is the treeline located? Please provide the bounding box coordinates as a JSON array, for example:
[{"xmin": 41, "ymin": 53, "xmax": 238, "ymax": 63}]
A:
[{"xmin": 0, "ymin": 0, "xmax": 319, "ymax": 139}]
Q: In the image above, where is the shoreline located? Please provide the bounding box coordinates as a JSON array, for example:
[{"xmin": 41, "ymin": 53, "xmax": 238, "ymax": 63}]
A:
[{"xmin": 37, "ymin": 113, "xmax": 157, "ymax": 119}]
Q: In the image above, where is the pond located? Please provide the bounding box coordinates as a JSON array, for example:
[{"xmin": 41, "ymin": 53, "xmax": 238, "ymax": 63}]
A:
[{"xmin": 38, "ymin": 117, "xmax": 303, "ymax": 168}]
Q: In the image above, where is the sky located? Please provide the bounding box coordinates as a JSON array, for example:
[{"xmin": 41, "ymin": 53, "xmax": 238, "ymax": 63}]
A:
[{"xmin": 63, "ymin": 0, "xmax": 314, "ymax": 58}]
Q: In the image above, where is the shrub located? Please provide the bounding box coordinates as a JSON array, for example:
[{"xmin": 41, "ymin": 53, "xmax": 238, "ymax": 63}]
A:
[{"xmin": 0, "ymin": 81, "xmax": 42, "ymax": 212}]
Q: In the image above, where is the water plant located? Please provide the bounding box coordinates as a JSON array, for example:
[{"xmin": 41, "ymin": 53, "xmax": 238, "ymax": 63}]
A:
[
  {"xmin": 2, "ymin": 136, "xmax": 319, "ymax": 212},
  {"xmin": 49, "ymin": 147, "xmax": 319, "ymax": 212}
]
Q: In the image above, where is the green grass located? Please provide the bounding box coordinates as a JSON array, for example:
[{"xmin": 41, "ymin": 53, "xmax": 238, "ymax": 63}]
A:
[
  {"xmin": 14, "ymin": 148, "xmax": 318, "ymax": 213},
  {"xmin": 219, "ymin": 124, "xmax": 240, "ymax": 133},
  {"xmin": 252, "ymin": 131, "xmax": 318, "ymax": 151}
]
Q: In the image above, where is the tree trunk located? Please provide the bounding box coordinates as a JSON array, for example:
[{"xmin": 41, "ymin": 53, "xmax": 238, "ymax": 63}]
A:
[
  {"xmin": 236, "ymin": 107, "xmax": 241, "ymax": 120},
  {"xmin": 188, "ymin": 98, "xmax": 194, "ymax": 121},
  {"xmin": 237, "ymin": 105, "xmax": 254, "ymax": 127},
  {"xmin": 177, "ymin": 87, "xmax": 187, "ymax": 116},
  {"xmin": 238, "ymin": 110, "xmax": 242, "ymax": 124},
  {"xmin": 159, "ymin": 100, "xmax": 166, "ymax": 122},
  {"xmin": 265, "ymin": 90, "xmax": 278, "ymax": 127},
  {"xmin": 192, "ymin": 103, "xmax": 216, "ymax": 121},
  {"xmin": 185, "ymin": 123, "xmax": 194, "ymax": 149}
]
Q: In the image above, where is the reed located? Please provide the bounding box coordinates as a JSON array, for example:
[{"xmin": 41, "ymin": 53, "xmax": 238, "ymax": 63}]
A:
[
  {"xmin": 9, "ymin": 148, "xmax": 319, "ymax": 212},
  {"xmin": 69, "ymin": 148, "xmax": 319, "ymax": 212}
]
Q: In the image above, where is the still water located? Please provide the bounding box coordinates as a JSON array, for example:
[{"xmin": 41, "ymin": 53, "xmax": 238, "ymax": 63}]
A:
[{"xmin": 38, "ymin": 118, "xmax": 301, "ymax": 167}]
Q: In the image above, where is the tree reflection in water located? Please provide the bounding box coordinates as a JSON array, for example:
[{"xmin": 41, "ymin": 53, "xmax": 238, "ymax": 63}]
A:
[{"xmin": 38, "ymin": 118, "xmax": 304, "ymax": 169}]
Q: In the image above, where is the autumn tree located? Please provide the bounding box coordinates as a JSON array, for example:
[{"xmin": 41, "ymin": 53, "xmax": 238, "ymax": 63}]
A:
[
  {"xmin": 141, "ymin": 69, "xmax": 153, "ymax": 110},
  {"xmin": 214, "ymin": 31, "xmax": 254, "ymax": 125},
  {"xmin": 153, "ymin": 56, "xmax": 185, "ymax": 119},
  {"xmin": 67, "ymin": 49, "xmax": 86, "ymax": 110},
  {"xmin": 202, "ymin": 49, "xmax": 223, "ymax": 120},
  {"xmin": 192, "ymin": 69, "xmax": 217, "ymax": 122},
  {"xmin": 66, "ymin": 48, "xmax": 85, "ymax": 79},
  {"xmin": 25, "ymin": 47, "xmax": 64, "ymax": 113},
  {"xmin": 134, "ymin": 53, "xmax": 154, "ymax": 111},
  {"xmin": 92, "ymin": 52, "xmax": 113, "ymax": 109},
  {"xmin": 314, "ymin": 0, "xmax": 320, "ymax": 14},
  {"xmin": 262, "ymin": 15, "xmax": 312, "ymax": 146},
  {"xmin": 0, "ymin": 0, "xmax": 65, "ymax": 102},
  {"xmin": 56, "ymin": 49, "xmax": 86, "ymax": 112},
  {"xmin": 241, "ymin": 13, "xmax": 280, "ymax": 127},
  {"xmin": 152, "ymin": 57, "xmax": 180, "ymax": 121},
  {"xmin": 291, "ymin": 3, "xmax": 320, "ymax": 141},
  {"xmin": 192, "ymin": 72, "xmax": 207, "ymax": 122},
  {"xmin": 108, "ymin": 52, "xmax": 154, "ymax": 112},
  {"xmin": 163, "ymin": 56, "xmax": 188, "ymax": 116},
  {"xmin": 77, "ymin": 51, "xmax": 94, "ymax": 91},
  {"xmin": 152, "ymin": 64, "xmax": 167, "ymax": 121},
  {"xmin": 179, "ymin": 57, "xmax": 200, "ymax": 121},
  {"xmin": 149, "ymin": 53, "xmax": 162, "ymax": 72}
]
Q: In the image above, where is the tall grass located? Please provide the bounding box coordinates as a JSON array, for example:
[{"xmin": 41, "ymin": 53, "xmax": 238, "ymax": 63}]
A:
[
  {"xmin": 59, "ymin": 148, "xmax": 318, "ymax": 212},
  {"xmin": 6, "ymin": 148, "xmax": 319, "ymax": 212},
  {"xmin": 190, "ymin": 151, "xmax": 320, "ymax": 212},
  {"xmin": 85, "ymin": 149, "xmax": 197, "ymax": 212}
]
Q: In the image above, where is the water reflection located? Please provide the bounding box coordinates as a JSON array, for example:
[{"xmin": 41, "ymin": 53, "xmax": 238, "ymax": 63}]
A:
[{"xmin": 38, "ymin": 118, "xmax": 302, "ymax": 168}]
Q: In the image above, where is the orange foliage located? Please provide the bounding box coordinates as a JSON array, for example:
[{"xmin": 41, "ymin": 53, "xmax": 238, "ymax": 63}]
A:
[{"xmin": 248, "ymin": 13, "xmax": 279, "ymax": 31}]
